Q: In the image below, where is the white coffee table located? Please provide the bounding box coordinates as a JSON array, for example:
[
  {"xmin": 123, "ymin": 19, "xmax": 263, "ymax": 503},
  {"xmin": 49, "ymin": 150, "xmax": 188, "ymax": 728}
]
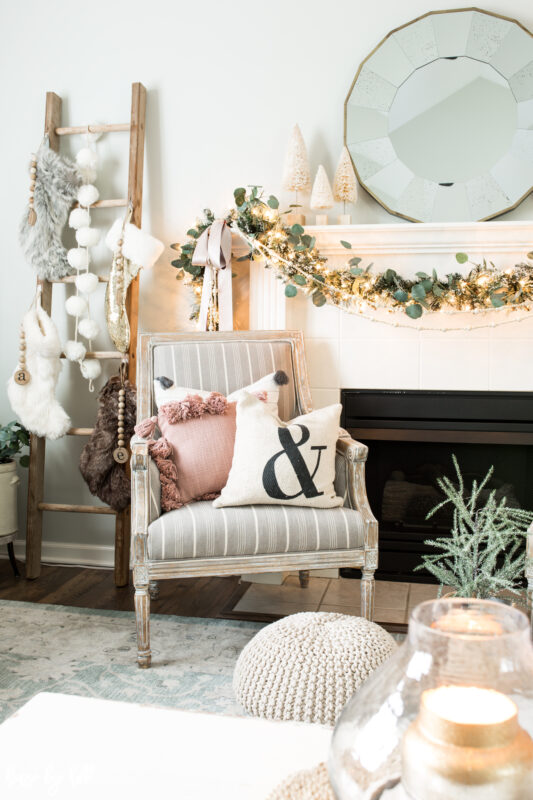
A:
[{"xmin": 0, "ymin": 693, "xmax": 332, "ymax": 798}]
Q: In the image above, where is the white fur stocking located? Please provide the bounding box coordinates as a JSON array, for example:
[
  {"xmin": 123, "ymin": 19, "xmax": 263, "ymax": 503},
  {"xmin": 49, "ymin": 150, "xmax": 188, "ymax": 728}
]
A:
[{"xmin": 8, "ymin": 296, "xmax": 71, "ymax": 439}]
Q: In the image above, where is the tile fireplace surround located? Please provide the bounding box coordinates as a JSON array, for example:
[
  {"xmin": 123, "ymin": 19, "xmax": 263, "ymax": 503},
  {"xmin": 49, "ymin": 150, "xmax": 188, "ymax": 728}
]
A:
[{"xmin": 248, "ymin": 220, "xmax": 533, "ymax": 407}]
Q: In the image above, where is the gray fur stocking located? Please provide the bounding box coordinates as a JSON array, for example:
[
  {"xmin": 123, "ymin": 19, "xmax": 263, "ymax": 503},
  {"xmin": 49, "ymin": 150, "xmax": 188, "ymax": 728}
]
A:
[{"xmin": 19, "ymin": 138, "xmax": 81, "ymax": 280}]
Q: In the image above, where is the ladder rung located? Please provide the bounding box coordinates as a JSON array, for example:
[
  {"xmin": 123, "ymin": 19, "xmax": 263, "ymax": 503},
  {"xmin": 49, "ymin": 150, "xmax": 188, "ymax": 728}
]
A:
[
  {"xmin": 73, "ymin": 198, "xmax": 128, "ymax": 209},
  {"xmin": 67, "ymin": 428, "xmax": 94, "ymax": 436},
  {"xmin": 56, "ymin": 123, "xmax": 130, "ymax": 135},
  {"xmin": 60, "ymin": 351, "xmax": 127, "ymax": 360},
  {"xmin": 38, "ymin": 502, "xmax": 117, "ymax": 515},
  {"xmin": 52, "ymin": 276, "xmax": 109, "ymax": 284}
]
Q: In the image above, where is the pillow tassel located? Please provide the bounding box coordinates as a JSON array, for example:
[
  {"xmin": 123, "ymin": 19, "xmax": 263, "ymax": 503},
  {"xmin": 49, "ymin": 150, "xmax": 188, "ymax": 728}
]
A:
[
  {"xmin": 134, "ymin": 415, "xmax": 158, "ymax": 438},
  {"xmin": 148, "ymin": 436, "xmax": 182, "ymax": 512}
]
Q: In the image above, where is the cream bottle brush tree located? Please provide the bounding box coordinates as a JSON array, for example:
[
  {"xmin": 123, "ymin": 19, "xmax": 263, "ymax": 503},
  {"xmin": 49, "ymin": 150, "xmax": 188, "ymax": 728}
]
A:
[
  {"xmin": 282, "ymin": 123, "xmax": 310, "ymax": 225},
  {"xmin": 310, "ymin": 165, "xmax": 334, "ymax": 225},
  {"xmin": 333, "ymin": 146, "xmax": 357, "ymax": 224}
]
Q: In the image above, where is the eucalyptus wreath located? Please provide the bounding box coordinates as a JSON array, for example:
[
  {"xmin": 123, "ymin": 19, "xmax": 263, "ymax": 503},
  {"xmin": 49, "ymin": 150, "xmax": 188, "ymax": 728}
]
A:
[{"xmin": 170, "ymin": 187, "xmax": 533, "ymax": 321}]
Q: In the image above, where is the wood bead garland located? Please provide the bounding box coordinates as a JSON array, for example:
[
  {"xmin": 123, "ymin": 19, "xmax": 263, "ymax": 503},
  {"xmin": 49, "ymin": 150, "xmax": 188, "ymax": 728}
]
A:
[
  {"xmin": 113, "ymin": 384, "xmax": 129, "ymax": 463},
  {"xmin": 13, "ymin": 323, "xmax": 30, "ymax": 385},
  {"xmin": 27, "ymin": 153, "xmax": 37, "ymax": 226}
]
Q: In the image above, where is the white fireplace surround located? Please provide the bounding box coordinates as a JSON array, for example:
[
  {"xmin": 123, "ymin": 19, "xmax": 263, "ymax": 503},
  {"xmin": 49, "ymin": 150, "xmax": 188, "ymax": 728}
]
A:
[{"xmin": 248, "ymin": 219, "xmax": 533, "ymax": 407}]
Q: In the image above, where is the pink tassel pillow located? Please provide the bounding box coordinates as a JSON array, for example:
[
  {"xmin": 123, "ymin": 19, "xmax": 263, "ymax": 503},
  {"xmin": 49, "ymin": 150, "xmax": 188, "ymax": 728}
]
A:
[{"xmin": 135, "ymin": 393, "xmax": 237, "ymax": 511}]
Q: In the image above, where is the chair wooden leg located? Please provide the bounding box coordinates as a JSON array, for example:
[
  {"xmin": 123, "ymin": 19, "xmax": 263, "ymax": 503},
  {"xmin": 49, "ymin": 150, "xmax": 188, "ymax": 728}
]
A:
[
  {"xmin": 134, "ymin": 586, "xmax": 151, "ymax": 668},
  {"xmin": 149, "ymin": 580, "xmax": 159, "ymax": 599},
  {"xmin": 299, "ymin": 570, "xmax": 310, "ymax": 589},
  {"xmin": 361, "ymin": 569, "xmax": 375, "ymax": 621}
]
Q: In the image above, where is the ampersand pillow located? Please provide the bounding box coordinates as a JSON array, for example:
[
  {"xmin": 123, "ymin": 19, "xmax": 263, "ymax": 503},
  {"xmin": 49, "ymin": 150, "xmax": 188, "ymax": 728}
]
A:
[{"xmin": 213, "ymin": 393, "xmax": 343, "ymax": 509}]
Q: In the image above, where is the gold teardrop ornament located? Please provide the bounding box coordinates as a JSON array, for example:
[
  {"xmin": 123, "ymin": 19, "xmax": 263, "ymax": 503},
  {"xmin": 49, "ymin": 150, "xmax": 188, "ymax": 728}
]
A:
[{"xmin": 104, "ymin": 253, "xmax": 141, "ymax": 354}]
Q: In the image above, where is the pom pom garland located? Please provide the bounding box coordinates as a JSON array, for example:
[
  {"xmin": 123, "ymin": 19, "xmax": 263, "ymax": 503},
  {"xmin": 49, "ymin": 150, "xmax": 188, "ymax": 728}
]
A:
[
  {"xmin": 67, "ymin": 247, "xmax": 89, "ymax": 270},
  {"xmin": 75, "ymin": 226, "xmax": 100, "ymax": 248},
  {"xmin": 77, "ymin": 184, "xmax": 99, "ymax": 208},
  {"xmin": 76, "ymin": 148, "xmax": 98, "ymax": 171},
  {"xmin": 75, "ymin": 272, "xmax": 99, "ymax": 295},
  {"xmin": 65, "ymin": 140, "xmax": 102, "ymax": 389},
  {"xmin": 69, "ymin": 207, "xmax": 91, "ymax": 230},
  {"xmin": 78, "ymin": 317, "xmax": 100, "ymax": 340},
  {"xmin": 78, "ymin": 167, "xmax": 97, "ymax": 185},
  {"xmin": 64, "ymin": 340, "xmax": 87, "ymax": 362},
  {"xmin": 65, "ymin": 295, "xmax": 88, "ymax": 318}
]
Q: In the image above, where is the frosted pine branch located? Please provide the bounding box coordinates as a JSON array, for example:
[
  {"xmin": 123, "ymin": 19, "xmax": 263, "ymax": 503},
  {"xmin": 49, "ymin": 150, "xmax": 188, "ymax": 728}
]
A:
[{"xmin": 416, "ymin": 456, "xmax": 533, "ymax": 599}]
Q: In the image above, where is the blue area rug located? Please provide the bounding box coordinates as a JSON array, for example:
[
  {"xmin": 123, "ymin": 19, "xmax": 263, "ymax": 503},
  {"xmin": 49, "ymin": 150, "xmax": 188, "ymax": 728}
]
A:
[{"xmin": 0, "ymin": 599, "xmax": 263, "ymax": 723}]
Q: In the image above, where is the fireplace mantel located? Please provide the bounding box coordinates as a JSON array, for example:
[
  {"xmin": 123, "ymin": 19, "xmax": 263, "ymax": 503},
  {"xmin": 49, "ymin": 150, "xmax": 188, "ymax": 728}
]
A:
[
  {"xmin": 303, "ymin": 219, "xmax": 533, "ymax": 257},
  {"xmin": 248, "ymin": 219, "xmax": 533, "ymax": 330}
]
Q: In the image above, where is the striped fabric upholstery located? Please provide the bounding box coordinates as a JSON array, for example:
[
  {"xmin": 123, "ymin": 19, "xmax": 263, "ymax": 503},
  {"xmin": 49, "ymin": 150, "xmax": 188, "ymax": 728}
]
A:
[
  {"xmin": 147, "ymin": 502, "xmax": 365, "ymax": 560},
  {"xmin": 334, "ymin": 452, "xmax": 352, "ymax": 509},
  {"xmin": 152, "ymin": 339, "xmax": 298, "ymax": 421}
]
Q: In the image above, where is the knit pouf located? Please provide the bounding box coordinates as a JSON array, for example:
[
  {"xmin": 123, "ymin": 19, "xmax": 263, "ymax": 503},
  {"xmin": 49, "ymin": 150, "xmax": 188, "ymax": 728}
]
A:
[
  {"xmin": 266, "ymin": 762, "xmax": 334, "ymax": 800},
  {"xmin": 234, "ymin": 612, "xmax": 396, "ymax": 726}
]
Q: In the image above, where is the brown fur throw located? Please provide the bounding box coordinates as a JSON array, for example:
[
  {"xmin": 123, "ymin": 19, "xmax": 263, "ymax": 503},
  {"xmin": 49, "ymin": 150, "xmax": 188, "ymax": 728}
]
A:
[{"xmin": 79, "ymin": 376, "xmax": 136, "ymax": 511}]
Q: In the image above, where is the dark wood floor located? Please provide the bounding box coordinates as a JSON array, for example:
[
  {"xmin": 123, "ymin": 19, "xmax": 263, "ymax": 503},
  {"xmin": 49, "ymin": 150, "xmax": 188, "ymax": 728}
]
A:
[{"xmin": 0, "ymin": 560, "xmax": 247, "ymax": 619}]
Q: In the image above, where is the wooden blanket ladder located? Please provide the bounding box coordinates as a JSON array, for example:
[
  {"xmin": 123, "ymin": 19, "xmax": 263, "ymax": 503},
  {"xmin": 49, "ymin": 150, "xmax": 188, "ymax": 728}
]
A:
[{"xmin": 25, "ymin": 82, "xmax": 146, "ymax": 587}]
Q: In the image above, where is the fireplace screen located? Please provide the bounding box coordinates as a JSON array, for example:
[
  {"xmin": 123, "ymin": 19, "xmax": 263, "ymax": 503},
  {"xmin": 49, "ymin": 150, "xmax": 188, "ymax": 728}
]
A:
[{"xmin": 341, "ymin": 389, "xmax": 533, "ymax": 581}]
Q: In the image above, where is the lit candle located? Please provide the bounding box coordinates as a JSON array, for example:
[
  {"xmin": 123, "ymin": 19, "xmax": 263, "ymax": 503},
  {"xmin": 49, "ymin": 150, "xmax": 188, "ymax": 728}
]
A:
[
  {"xmin": 431, "ymin": 609, "xmax": 503, "ymax": 636},
  {"xmin": 402, "ymin": 685, "xmax": 533, "ymax": 799}
]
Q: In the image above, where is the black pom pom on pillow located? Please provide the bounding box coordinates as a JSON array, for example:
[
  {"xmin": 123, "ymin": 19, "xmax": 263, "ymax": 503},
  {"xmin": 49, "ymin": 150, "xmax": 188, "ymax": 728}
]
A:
[{"xmin": 274, "ymin": 370, "xmax": 289, "ymax": 386}]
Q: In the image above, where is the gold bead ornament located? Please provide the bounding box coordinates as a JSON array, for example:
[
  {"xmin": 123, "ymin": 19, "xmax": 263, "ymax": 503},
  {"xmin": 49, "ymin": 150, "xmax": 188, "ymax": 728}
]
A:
[
  {"xmin": 27, "ymin": 153, "xmax": 37, "ymax": 226},
  {"xmin": 14, "ymin": 324, "xmax": 31, "ymax": 385},
  {"xmin": 113, "ymin": 382, "xmax": 128, "ymax": 464}
]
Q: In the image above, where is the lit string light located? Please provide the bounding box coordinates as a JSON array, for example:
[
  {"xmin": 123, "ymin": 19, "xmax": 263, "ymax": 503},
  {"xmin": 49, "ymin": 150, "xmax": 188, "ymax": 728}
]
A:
[{"xmin": 172, "ymin": 190, "xmax": 533, "ymax": 333}]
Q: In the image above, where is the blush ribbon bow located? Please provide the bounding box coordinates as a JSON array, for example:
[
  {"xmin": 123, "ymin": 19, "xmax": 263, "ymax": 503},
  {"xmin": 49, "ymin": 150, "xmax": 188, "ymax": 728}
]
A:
[{"xmin": 192, "ymin": 219, "xmax": 233, "ymax": 331}]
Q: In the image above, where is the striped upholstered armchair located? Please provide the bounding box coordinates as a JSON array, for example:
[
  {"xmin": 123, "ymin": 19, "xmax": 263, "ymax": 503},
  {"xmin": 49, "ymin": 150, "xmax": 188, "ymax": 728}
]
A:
[{"xmin": 131, "ymin": 331, "xmax": 378, "ymax": 667}]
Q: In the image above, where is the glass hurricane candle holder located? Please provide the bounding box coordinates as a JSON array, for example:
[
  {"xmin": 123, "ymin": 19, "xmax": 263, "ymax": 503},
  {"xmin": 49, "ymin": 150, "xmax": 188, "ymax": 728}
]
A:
[{"xmin": 329, "ymin": 598, "xmax": 533, "ymax": 800}]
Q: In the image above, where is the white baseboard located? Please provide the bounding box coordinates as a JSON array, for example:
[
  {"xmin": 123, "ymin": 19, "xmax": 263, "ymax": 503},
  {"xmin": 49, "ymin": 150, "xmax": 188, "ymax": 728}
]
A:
[{"xmin": 0, "ymin": 539, "xmax": 115, "ymax": 569}]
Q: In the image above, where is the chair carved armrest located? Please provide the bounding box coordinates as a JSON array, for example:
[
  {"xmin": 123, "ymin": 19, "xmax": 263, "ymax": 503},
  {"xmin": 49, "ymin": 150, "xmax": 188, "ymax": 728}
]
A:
[
  {"xmin": 336, "ymin": 431, "xmax": 378, "ymax": 569},
  {"xmin": 526, "ymin": 524, "xmax": 533, "ymax": 630}
]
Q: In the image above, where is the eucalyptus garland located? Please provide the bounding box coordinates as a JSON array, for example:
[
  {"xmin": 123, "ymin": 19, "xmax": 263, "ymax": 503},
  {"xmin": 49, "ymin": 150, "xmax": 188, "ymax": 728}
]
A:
[{"xmin": 170, "ymin": 187, "xmax": 533, "ymax": 321}]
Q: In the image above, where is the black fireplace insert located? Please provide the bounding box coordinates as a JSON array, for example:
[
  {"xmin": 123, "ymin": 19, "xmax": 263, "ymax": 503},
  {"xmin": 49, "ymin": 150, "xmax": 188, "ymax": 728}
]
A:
[{"xmin": 341, "ymin": 389, "xmax": 533, "ymax": 582}]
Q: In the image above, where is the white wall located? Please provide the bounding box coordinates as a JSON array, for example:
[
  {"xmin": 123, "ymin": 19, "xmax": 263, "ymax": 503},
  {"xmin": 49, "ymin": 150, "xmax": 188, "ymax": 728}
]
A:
[{"xmin": 2, "ymin": 0, "xmax": 533, "ymax": 565}]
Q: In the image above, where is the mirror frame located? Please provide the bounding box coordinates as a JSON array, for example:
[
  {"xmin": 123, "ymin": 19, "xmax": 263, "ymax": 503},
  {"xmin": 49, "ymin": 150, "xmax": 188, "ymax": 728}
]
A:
[{"xmin": 344, "ymin": 7, "xmax": 533, "ymax": 223}]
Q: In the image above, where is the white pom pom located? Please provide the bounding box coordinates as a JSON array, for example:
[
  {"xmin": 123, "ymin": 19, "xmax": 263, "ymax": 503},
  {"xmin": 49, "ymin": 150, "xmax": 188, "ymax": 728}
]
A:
[
  {"xmin": 75, "ymin": 227, "xmax": 100, "ymax": 248},
  {"xmin": 75, "ymin": 272, "xmax": 99, "ymax": 294},
  {"xmin": 69, "ymin": 208, "xmax": 91, "ymax": 229},
  {"xmin": 64, "ymin": 340, "xmax": 86, "ymax": 362},
  {"xmin": 67, "ymin": 247, "xmax": 89, "ymax": 270},
  {"xmin": 65, "ymin": 295, "xmax": 88, "ymax": 317},
  {"xmin": 80, "ymin": 359, "xmax": 102, "ymax": 380},
  {"xmin": 78, "ymin": 317, "xmax": 100, "ymax": 340},
  {"xmin": 76, "ymin": 148, "xmax": 98, "ymax": 170},
  {"xmin": 77, "ymin": 184, "xmax": 99, "ymax": 207}
]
